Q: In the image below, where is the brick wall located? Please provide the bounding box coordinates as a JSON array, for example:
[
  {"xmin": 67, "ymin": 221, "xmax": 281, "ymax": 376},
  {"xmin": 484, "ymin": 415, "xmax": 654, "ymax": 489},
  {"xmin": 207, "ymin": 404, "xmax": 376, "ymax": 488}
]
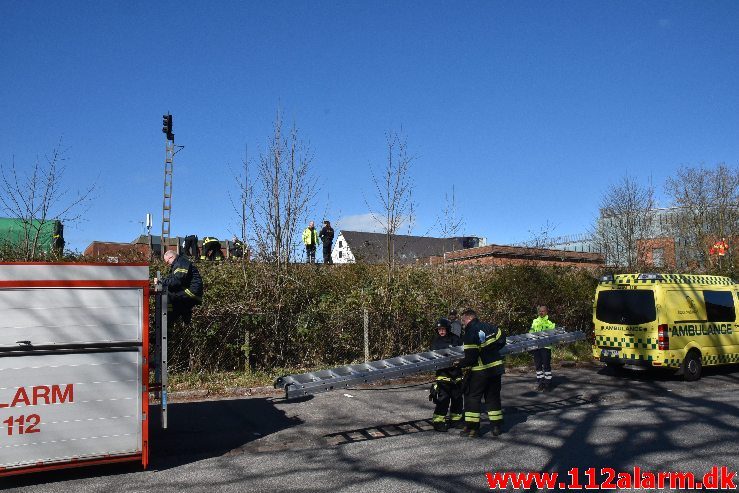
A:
[{"xmin": 637, "ymin": 237, "xmax": 676, "ymax": 269}]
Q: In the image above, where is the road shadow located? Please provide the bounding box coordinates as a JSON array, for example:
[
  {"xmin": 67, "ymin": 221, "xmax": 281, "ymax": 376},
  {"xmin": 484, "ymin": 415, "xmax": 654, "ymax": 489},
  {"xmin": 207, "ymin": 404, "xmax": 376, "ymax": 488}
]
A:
[
  {"xmin": 149, "ymin": 396, "xmax": 301, "ymax": 469},
  {"xmin": 1, "ymin": 396, "xmax": 300, "ymax": 488},
  {"xmin": 324, "ymin": 395, "xmax": 594, "ymax": 444}
]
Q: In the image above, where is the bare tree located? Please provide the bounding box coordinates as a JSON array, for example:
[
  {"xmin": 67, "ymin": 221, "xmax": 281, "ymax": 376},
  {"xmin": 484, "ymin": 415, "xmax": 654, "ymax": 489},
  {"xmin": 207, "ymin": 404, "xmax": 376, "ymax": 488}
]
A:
[
  {"xmin": 0, "ymin": 141, "xmax": 96, "ymax": 259},
  {"xmin": 228, "ymin": 110, "xmax": 318, "ymax": 364},
  {"xmin": 591, "ymin": 175, "xmax": 656, "ymax": 268},
  {"xmin": 248, "ymin": 111, "xmax": 317, "ymax": 270},
  {"xmin": 664, "ymin": 163, "xmax": 739, "ymax": 268},
  {"xmin": 524, "ymin": 220, "xmax": 559, "ymax": 249},
  {"xmin": 367, "ymin": 131, "xmax": 415, "ymax": 279},
  {"xmin": 438, "ymin": 185, "xmax": 465, "ymax": 240},
  {"xmin": 229, "ymin": 145, "xmax": 255, "ymax": 251},
  {"xmin": 228, "ymin": 145, "xmax": 254, "ymax": 286}
]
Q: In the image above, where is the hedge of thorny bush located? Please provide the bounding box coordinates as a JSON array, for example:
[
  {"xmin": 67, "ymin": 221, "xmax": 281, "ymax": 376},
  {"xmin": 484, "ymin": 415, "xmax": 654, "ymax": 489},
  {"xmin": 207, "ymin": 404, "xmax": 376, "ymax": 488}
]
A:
[{"xmin": 159, "ymin": 261, "xmax": 604, "ymax": 373}]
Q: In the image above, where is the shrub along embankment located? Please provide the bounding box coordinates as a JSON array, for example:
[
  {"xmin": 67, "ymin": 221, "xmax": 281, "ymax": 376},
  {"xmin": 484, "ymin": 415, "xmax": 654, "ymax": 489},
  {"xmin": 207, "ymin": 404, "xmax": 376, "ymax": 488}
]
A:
[{"xmin": 154, "ymin": 261, "xmax": 603, "ymax": 375}]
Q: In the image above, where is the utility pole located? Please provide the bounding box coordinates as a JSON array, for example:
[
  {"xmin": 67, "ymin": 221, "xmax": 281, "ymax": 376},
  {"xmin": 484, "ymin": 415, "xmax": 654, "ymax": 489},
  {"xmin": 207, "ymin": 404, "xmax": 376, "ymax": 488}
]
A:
[{"xmin": 160, "ymin": 114, "xmax": 183, "ymax": 258}]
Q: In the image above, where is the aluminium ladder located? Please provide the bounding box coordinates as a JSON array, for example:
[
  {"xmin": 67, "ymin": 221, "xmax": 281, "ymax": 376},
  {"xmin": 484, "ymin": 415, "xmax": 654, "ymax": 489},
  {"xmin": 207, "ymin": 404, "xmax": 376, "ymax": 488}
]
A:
[{"xmin": 275, "ymin": 327, "xmax": 585, "ymax": 399}]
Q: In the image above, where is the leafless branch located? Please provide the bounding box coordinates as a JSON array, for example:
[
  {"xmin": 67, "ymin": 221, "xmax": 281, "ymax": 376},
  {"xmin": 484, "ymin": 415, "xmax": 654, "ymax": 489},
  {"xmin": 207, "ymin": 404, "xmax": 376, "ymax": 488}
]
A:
[{"xmin": 0, "ymin": 139, "xmax": 97, "ymax": 259}]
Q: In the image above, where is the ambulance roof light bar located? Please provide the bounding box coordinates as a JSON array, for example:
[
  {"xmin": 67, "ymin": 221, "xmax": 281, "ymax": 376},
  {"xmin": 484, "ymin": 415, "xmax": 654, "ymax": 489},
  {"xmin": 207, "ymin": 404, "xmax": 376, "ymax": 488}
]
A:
[{"xmin": 637, "ymin": 273, "xmax": 664, "ymax": 281}]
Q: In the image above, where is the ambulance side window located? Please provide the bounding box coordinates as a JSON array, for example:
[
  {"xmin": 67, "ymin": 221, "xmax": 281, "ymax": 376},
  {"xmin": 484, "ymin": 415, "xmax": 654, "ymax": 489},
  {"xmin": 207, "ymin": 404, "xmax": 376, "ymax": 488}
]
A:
[{"xmin": 703, "ymin": 290, "xmax": 736, "ymax": 322}]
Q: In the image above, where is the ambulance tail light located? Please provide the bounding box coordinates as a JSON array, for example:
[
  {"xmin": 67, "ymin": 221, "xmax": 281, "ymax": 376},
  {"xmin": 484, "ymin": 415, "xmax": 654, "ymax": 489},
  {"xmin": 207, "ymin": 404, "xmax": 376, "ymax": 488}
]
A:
[{"xmin": 658, "ymin": 324, "xmax": 669, "ymax": 350}]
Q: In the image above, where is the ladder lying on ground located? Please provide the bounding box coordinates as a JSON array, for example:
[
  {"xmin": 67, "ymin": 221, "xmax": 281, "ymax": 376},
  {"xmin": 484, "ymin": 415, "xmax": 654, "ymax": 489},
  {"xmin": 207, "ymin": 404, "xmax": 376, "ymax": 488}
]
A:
[{"xmin": 274, "ymin": 327, "xmax": 586, "ymax": 399}]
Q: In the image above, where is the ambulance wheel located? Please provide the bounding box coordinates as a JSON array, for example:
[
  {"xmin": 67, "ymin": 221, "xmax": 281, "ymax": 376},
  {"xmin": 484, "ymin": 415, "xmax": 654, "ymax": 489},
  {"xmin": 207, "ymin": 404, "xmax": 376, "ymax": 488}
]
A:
[
  {"xmin": 682, "ymin": 350, "xmax": 702, "ymax": 381},
  {"xmin": 605, "ymin": 362, "xmax": 624, "ymax": 374}
]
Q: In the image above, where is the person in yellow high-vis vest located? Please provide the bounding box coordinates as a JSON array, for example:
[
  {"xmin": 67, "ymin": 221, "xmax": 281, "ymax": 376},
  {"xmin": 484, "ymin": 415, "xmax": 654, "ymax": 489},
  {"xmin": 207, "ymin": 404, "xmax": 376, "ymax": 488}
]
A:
[
  {"xmin": 530, "ymin": 305, "xmax": 556, "ymax": 391},
  {"xmin": 302, "ymin": 221, "xmax": 320, "ymax": 264}
]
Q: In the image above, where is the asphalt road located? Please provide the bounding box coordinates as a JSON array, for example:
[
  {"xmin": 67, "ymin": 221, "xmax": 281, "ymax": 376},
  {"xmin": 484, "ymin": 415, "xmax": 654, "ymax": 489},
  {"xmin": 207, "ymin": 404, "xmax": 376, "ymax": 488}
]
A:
[{"xmin": 4, "ymin": 364, "xmax": 739, "ymax": 492}]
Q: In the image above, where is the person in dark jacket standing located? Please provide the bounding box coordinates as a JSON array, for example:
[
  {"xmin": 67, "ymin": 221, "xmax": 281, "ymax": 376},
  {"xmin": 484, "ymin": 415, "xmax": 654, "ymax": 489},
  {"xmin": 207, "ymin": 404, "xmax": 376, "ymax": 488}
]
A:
[
  {"xmin": 448, "ymin": 309, "xmax": 463, "ymax": 338},
  {"xmin": 161, "ymin": 250, "xmax": 203, "ymax": 324},
  {"xmin": 456, "ymin": 308, "xmax": 506, "ymax": 438},
  {"xmin": 319, "ymin": 220, "xmax": 334, "ymax": 264},
  {"xmin": 429, "ymin": 318, "xmax": 464, "ymax": 431}
]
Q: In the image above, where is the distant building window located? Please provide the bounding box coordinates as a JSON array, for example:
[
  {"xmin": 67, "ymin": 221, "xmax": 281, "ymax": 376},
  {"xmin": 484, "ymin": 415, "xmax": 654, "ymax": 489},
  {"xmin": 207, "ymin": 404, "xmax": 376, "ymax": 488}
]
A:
[
  {"xmin": 339, "ymin": 251, "xmax": 343, "ymax": 258},
  {"xmin": 339, "ymin": 241, "xmax": 343, "ymax": 247},
  {"xmin": 652, "ymin": 248, "xmax": 664, "ymax": 267}
]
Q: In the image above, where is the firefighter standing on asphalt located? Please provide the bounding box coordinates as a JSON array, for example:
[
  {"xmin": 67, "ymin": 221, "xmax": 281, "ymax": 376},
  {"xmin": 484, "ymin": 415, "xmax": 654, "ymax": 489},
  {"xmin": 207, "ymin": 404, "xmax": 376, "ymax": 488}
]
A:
[
  {"xmin": 302, "ymin": 221, "xmax": 320, "ymax": 264},
  {"xmin": 530, "ymin": 305, "xmax": 556, "ymax": 391},
  {"xmin": 159, "ymin": 250, "xmax": 203, "ymax": 324},
  {"xmin": 456, "ymin": 308, "xmax": 506, "ymax": 438},
  {"xmin": 429, "ymin": 318, "xmax": 464, "ymax": 432}
]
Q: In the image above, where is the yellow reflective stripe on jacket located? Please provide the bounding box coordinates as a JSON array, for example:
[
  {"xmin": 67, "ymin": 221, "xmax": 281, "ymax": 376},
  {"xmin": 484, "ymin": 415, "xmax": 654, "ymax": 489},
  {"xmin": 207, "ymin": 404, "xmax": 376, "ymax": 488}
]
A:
[
  {"xmin": 184, "ymin": 289, "xmax": 201, "ymax": 301},
  {"xmin": 480, "ymin": 329, "xmax": 502, "ymax": 348},
  {"xmin": 471, "ymin": 359, "xmax": 503, "ymax": 371},
  {"xmin": 174, "ymin": 268, "xmax": 189, "ymax": 274},
  {"xmin": 463, "ymin": 344, "xmax": 480, "ymax": 350},
  {"xmin": 436, "ymin": 375, "xmax": 463, "ymax": 381}
]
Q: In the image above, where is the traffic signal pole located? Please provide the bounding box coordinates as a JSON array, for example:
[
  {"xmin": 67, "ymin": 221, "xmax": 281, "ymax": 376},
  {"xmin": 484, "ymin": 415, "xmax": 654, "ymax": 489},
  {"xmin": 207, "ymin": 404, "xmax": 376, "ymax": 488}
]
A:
[{"xmin": 160, "ymin": 114, "xmax": 182, "ymax": 259}]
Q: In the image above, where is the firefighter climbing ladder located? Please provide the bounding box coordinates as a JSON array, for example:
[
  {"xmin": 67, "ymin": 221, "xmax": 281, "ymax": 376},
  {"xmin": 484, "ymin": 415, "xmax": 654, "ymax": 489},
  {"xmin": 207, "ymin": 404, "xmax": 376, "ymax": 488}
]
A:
[{"xmin": 275, "ymin": 327, "xmax": 585, "ymax": 399}]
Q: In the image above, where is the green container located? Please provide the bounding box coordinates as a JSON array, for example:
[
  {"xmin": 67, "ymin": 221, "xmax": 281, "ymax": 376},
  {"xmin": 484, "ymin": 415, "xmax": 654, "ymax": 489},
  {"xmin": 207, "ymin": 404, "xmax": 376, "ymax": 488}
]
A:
[{"xmin": 0, "ymin": 217, "xmax": 64, "ymax": 254}]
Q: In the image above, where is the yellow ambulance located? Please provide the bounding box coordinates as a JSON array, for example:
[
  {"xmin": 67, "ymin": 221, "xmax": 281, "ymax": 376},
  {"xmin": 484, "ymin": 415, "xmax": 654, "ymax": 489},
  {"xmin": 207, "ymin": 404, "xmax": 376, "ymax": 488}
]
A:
[{"xmin": 592, "ymin": 273, "xmax": 739, "ymax": 380}]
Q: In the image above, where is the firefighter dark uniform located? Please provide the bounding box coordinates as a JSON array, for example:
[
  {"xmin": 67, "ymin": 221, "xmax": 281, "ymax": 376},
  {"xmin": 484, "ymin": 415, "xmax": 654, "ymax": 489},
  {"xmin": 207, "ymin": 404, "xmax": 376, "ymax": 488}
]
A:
[
  {"xmin": 229, "ymin": 238, "xmax": 245, "ymax": 258},
  {"xmin": 429, "ymin": 319, "xmax": 464, "ymax": 431},
  {"xmin": 200, "ymin": 236, "xmax": 223, "ymax": 261},
  {"xmin": 182, "ymin": 235, "xmax": 200, "ymax": 258},
  {"xmin": 164, "ymin": 254, "xmax": 203, "ymax": 324},
  {"xmin": 458, "ymin": 317, "xmax": 506, "ymax": 437},
  {"xmin": 530, "ymin": 312, "xmax": 556, "ymax": 391}
]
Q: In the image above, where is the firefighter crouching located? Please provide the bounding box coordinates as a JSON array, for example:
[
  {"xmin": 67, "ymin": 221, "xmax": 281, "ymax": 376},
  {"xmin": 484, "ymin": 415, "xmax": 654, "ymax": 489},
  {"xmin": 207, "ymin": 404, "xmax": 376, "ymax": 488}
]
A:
[
  {"xmin": 429, "ymin": 318, "xmax": 464, "ymax": 432},
  {"xmin": 455, "ymin": 308, "xmax": 506, "ymax": 438},
  {"xmin": 201, "ymin": 236, "xmax": 223, "ymax": 261},
  {"xmin": 160, "ymin": 250, "xmax": 203, "ymax": 324}
]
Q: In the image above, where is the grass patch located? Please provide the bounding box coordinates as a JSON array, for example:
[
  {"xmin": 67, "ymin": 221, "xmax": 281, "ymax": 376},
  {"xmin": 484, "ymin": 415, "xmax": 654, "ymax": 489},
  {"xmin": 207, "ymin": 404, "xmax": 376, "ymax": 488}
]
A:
[
  {"xmin": 167, "ymin": 366, "xmax": 322, "ymax": 393},
  {"xmin": 502, "ymin": 341, "xmax": 593, "ymax": 369},
  {"xmin": 552, "ymin": 340, "xmax": 594, "ymax": 362}
]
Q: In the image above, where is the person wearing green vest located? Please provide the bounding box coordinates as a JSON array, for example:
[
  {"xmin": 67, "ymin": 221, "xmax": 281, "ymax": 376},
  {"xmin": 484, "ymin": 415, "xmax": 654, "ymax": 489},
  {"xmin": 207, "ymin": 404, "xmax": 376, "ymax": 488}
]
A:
[
  {"xmin": 530, "ymin": 305, "xmax": 556, "ymax": 391},
  {"xmin": 302, "ymin": 221, "xmax": 320, "ymax": 264}
]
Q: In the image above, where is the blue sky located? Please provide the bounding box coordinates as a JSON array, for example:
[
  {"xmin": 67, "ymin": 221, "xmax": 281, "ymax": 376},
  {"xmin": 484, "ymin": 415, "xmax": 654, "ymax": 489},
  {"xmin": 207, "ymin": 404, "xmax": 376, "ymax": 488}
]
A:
[{"xmin": 2, "ymin": 1, "xmax": 738, "ymax": 252}]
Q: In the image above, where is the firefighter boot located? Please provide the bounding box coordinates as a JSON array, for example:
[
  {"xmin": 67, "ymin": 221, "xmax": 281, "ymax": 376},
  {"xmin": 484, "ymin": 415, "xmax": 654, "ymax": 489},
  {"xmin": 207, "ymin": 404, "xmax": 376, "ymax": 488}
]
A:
[
  {"xmin": 491, "ymin": 424, "xmax": 503, "ymax": 437},
  {"xmin": 460, "ymin": 425, "xmax": 479, "ymax": 438},
  {"xmin": 465, "ymin": 428, "xmax": 480, "ymax": 438},
  {"xmin": 536, "ymin": 381, "xmax": 546, "ymax": 392},
  {"xmin": 433, "ymin": 421, "xmax": 449, "ymax": 432}
]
